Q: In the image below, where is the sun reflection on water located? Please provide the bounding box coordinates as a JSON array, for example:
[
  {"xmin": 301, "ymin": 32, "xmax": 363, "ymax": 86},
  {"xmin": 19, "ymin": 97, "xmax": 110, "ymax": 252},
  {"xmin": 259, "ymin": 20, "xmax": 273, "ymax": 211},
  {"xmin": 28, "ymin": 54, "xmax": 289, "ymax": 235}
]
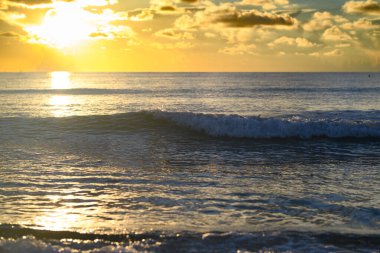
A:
[
  {"xmin": 34, "ymin": 207, "xmax": 80, "ymax": 231},
  {"xmin": 50, "ymin": 71, "xmax": 71, "ymax": 89},
  {"xmin": 49, "ymin": 71, "xmax": 73, "ymax": 117},
  {"xmin": 49, "ymin": 95, "xmax": 73, "ymax": 117}
]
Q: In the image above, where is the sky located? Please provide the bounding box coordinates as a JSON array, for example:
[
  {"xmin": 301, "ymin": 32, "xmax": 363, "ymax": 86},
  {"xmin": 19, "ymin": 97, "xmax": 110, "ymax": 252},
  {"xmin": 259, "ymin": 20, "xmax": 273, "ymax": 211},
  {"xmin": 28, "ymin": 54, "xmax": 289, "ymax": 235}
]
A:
[{"xmin": 0, "ymin": 0, "xmax": 379, "ymax": 71}]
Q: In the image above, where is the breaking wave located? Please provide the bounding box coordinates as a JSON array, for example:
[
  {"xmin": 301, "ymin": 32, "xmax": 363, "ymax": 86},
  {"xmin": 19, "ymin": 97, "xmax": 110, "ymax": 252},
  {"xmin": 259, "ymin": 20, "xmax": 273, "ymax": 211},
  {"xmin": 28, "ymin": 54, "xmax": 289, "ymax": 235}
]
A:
[
  {"xmin": 151, "ymin": 110, "xmax": 380, "ymax": 139},
  {"xmin": 1, "ymin": 225, "xmax": 380, "ymax": 253},
  {"xmin": 3, "ymin": 110, "xmax": 380, "ymax": 139}
]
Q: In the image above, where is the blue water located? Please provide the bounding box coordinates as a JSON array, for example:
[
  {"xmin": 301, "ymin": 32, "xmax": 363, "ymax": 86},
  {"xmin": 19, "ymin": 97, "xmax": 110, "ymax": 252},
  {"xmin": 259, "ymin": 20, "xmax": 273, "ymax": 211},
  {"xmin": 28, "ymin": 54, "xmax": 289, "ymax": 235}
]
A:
[{"xmin": 0, "ymin": 72, "xmax": 379, "ymax": 252}]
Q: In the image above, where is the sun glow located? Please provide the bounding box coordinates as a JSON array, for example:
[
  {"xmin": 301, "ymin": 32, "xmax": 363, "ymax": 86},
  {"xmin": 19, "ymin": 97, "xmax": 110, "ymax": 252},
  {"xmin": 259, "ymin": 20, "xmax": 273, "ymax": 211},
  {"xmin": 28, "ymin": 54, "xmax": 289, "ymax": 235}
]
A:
[
  {"xmin": 50, "ymin": 71, "xmax": 71, "ymax": 89},
  {"xmin": 25, "ymin": 2, "xmax": 95, "ymax": 48},
  {"xmin": 49, "ymin": 71, "xmax": 72, "ymax": 117}
]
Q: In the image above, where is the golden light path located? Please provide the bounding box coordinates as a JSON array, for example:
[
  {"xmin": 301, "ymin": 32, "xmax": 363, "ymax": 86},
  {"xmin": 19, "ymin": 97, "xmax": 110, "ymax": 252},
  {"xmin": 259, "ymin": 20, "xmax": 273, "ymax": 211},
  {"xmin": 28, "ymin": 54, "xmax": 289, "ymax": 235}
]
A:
[
  {"xmin": 49, "ymin": 71, "xmax": 72, "ymax": 117},
  {"xmin": 33, "ymin": 207, "xmax": 81, "ymax": 231}
]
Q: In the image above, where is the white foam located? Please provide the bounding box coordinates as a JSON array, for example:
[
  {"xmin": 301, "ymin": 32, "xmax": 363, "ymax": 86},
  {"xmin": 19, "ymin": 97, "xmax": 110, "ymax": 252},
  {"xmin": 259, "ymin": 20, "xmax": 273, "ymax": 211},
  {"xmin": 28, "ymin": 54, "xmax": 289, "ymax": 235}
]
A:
[{"xmin": 0, "ymin": 237, "xmax": 153, "ymax": 253}]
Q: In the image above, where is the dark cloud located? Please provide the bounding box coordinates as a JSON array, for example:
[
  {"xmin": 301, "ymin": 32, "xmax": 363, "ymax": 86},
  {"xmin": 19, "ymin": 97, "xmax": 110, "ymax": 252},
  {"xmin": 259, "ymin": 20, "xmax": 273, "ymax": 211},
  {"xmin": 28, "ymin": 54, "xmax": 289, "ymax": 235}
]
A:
[
  {"xmin": 343, "ymin": 0, "xmax": 380, "ymax": 14},
  {"xmin": 160, "ymin": 6, "xmax": 176, "ymax": 11},
  {"xmin": 0, "ymin": 31, "xmax": 19, "ymax": 37},
  {"xmin": 357, "ymin": 2, "xmax": 380, "ymax": 12},
  {"xmin": 156, "ymin": 29, "xmax": 176, "ymax": 38},
  {"xmin": 181, "ymin": 0, "xmax": 198, "ymax": 3},
  {"xmin": 211, "ymin": 10, "xmax": 295, "ymax": 27}
]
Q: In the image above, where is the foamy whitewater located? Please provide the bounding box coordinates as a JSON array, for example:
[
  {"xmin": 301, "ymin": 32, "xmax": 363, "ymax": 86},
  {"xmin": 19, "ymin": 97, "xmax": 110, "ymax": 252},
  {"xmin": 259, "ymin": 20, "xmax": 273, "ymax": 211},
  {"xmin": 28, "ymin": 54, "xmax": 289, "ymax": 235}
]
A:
[{"xmin": 0, "ymin": 72, "xmax": 379, "ymax": 252}]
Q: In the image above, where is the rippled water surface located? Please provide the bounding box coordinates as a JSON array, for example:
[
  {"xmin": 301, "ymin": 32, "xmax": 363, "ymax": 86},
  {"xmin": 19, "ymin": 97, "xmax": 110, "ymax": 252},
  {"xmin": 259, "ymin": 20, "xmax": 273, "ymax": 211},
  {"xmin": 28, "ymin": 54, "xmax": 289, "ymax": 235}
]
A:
[{"xmin": 0, "ymin": 72, "xmax": 379, "ymax": 252}]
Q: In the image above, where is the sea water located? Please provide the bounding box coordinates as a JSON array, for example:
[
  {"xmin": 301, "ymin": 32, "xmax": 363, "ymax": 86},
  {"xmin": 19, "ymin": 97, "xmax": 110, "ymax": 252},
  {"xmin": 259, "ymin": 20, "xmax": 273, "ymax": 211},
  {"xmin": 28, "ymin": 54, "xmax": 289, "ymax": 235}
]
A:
[{"xmin": 0, "ymin": 72, "xmax": 379, "ymax": 252}]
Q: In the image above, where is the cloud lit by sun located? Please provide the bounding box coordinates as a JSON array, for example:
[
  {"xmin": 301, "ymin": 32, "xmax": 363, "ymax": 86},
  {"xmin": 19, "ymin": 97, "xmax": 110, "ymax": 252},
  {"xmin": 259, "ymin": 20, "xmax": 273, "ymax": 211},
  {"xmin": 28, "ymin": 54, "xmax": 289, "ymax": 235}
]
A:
[{"xmin": 0, "ymin": 0, "xmax": 379, "ymax": 71}]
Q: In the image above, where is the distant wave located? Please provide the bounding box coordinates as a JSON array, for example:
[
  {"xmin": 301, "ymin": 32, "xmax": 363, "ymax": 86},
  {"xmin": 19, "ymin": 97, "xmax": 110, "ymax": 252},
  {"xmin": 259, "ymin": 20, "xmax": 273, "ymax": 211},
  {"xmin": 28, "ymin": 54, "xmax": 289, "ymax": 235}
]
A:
[
  {"xmin": 225, "ymin": 87, "xmax": 380, "ymax": 93},
  {"xmin": 1, "ymin": 225, "xmax": 380, "ymax": 252},
  {"xmin": 1, "ymin": 86, "xmax": 380, "ymax": 95},
  {"xmin": 3, "ymin": 110, "xmax": 380, "ymax": 139},
  {"xmin": 0, "ymin": 88, "xmax": 151, "ymax": 95}
]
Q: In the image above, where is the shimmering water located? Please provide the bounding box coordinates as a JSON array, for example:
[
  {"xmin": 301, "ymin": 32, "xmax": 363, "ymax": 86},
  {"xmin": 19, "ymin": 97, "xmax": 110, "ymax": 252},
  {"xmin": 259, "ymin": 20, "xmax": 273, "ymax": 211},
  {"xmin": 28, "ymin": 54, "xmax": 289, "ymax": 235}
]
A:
[{"xmin": 0, "ymin": 72, "xmax": 379, "ymax": 252}]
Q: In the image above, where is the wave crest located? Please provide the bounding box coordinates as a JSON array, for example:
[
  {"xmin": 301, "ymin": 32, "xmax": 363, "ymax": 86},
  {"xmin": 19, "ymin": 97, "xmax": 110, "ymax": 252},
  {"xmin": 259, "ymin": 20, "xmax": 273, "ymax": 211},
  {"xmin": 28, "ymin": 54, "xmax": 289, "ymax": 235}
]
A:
[
  {"xmin": 150, "ymin": 110, "xmax": 380, "ymax": 139},
  {"xmin": 1, "ymin": 225, "xmax": 380, "ymax": 253},
  {"xmin": 3, "ymin": 110, "xmax": 380, "ymax": 139}
]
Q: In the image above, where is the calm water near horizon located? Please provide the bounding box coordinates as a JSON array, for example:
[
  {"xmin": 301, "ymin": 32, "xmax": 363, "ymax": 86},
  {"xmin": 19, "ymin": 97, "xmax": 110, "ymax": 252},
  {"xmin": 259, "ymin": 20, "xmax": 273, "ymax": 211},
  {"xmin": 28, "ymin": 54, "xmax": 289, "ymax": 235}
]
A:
[{"xmin": 0, "ymin": 72, "xmax": 379, "ymax": 252}]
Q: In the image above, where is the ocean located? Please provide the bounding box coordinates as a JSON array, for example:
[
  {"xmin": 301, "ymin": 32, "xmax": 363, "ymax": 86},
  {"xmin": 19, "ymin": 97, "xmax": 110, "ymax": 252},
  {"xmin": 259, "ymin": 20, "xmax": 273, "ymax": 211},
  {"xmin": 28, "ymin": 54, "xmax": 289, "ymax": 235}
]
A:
[{"xmin": 0, "ymin": 72, "xmax": 379, "ymax": 252}]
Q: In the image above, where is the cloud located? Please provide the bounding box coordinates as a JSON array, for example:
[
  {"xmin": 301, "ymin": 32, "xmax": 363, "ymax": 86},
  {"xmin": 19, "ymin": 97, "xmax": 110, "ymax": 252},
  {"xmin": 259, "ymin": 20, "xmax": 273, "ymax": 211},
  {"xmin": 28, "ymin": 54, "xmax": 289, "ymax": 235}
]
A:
[
  {"xmin": 181, "ymin": 0, "xmax": 198, "ymax": 3},
  {"xmin": 336, "ymin": 43, "xmax": 352, "ymax": 47},
  {"xmin": 152, "ymin": 41, "xmax": 194, "ymax": 49},
  {"xmin": 219, "ymin": 43, "xmax": 257, "ymax": 55},
  {"xmin": 0, "ymin": 10, "xmax": 26, "ymax": 26},
  {"xmin": 148, "ymin": 0, "xmax": 189, "ymax": 15},
  {"xmin": 204, "ymin": 32, "xmax": 216, "ymax": 38},
  {"xmin": 322, "ymin": 26, "xmax": 352, "ymax": 41},
  {"xmin": 127, "ymin": 0, "xmax": 205, "ymax": 21},
  {"xmin": 216, "ymin": 27, "xmax": 255, "ymax": 44},
  {"xmin": 0, "ymin": 31, "xmax": 20, "ymax": 37},
  {"xmin": 0, "ymin": 1, "xmax": 6, "ymax": 9},
  {"xmin": 268, "ymin": 36, "xmax": 317, "ymax": 48},
  {"xmin": 160, "ymin": 5, "xmax": 176, "ymax": 11},
  {"xmin": 2, "ymin": 0, "xmax": 55, "ymax": 9},
  {"xmin": 7, "ymin": 0, "xmax": 52, "ymax": 4},
  {"xmin": 310, "ymin": 49, "xmax": 343, "ymax": 57},
  {"xmin": 197, "ymin": 5, "xmax": 295, "ymax": 28},
  {"xmin": 341, "ymin": 17, "xmax": 380, "ymax": 29},
  {"xmin": 126, "ymin": 9, "xmax": 154, "ymax": 21},
  {"xmin": 303, "ymin": 11, "xmax": 348, "ymax": 31},
  {"xmin": 324, "ymin": 49, "xmax": 343, "ymax": 56},
  {"xmin": 151, "ymin": 0, "xmax": 202, "ymax": 5},
  {"xmin": 89, "ymin": 32, "xmax": 109, "ymax": 38},
  {"xmin": 238, "ymin": 0, "xmax": 289, "ymax": 10},
  {"xmin": 343, "ymin": 0, "xmax": 380, "ymax": 15},
  {"xmin": 155, "ymin": 28, "xmax": 194, "ymax": 40},
  {"xmin": 2, "ymin": 0, "xmax": 118, "ymax": 9},
  {"xmin": 174, "ymin": 14, "xmax": 196, "ymax": 30}
]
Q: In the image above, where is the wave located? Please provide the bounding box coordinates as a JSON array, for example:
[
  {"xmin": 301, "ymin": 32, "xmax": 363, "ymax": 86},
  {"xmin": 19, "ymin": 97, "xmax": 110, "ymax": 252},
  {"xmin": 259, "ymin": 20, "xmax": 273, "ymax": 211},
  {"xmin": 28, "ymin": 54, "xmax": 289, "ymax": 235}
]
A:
[
  {"xmin": 1, "ymin": 86, "xmax": 379, "ymax": 95},
  {"xmin": 225, "ymin": 86, "xmax": 380, "ymax": 93},
  {"xmin": 151, "ymin": 110, "xmax": 380, "ymax": 139},
  {"xmin": 1, "ymin": 225, "xmax": 380, "ymax": 252},
  {"xmin": 2, "ymin": 110, "xmax": 380, "ymax": 139},
  {"xmin": 0, "ymin": 88, "xmax": 152, "ymax": 95}
]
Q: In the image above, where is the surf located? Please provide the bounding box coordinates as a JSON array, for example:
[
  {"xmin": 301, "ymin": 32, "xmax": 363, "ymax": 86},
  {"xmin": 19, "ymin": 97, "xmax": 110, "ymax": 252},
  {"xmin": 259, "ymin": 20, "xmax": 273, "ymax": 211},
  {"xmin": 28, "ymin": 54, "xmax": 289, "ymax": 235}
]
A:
[{"xmin": 2, "ymin": 110, "xmax": 380, "ymax": 139}]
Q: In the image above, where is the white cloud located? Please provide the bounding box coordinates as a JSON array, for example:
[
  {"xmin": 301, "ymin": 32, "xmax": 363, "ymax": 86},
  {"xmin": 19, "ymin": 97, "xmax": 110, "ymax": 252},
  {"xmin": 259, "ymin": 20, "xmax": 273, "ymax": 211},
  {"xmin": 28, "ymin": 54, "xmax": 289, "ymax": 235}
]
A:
[
  {"xmin": 322, "ymin": 26, "xmax": 352, "ymax": 41},
  {"xmin": 268, "ymin": 36, "xmax": 317, "ymax": 48},
  {"xmin": 303, "ymin": 11, "xmax": 348, "ymax": 31},
  {"xmin": 238, "ymin": 0, "xmax": 289, "ymax": 10},
  {"xmin": 219, "ymin": 43, "xmax": 257, "ymax": 55},
  {"xmin": 341, "ymin": 18, "xmax": 379, "ymax": 30}
]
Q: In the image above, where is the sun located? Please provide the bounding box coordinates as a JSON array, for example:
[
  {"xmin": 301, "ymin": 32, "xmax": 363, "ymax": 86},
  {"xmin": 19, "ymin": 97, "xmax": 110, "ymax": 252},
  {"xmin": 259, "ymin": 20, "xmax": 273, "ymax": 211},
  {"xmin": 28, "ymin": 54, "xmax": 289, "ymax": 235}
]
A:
[{"xmin": 25, "ymin": 2, "xmax": 95, "ymax": 48}]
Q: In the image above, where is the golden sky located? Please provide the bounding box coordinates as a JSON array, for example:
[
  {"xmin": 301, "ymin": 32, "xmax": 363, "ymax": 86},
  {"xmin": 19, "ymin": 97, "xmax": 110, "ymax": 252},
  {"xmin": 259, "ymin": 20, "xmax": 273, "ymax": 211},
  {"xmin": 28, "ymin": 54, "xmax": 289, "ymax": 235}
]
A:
[{"xmin": 0, "ymin": 0, "xmax": 379, "ymax": 71}]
